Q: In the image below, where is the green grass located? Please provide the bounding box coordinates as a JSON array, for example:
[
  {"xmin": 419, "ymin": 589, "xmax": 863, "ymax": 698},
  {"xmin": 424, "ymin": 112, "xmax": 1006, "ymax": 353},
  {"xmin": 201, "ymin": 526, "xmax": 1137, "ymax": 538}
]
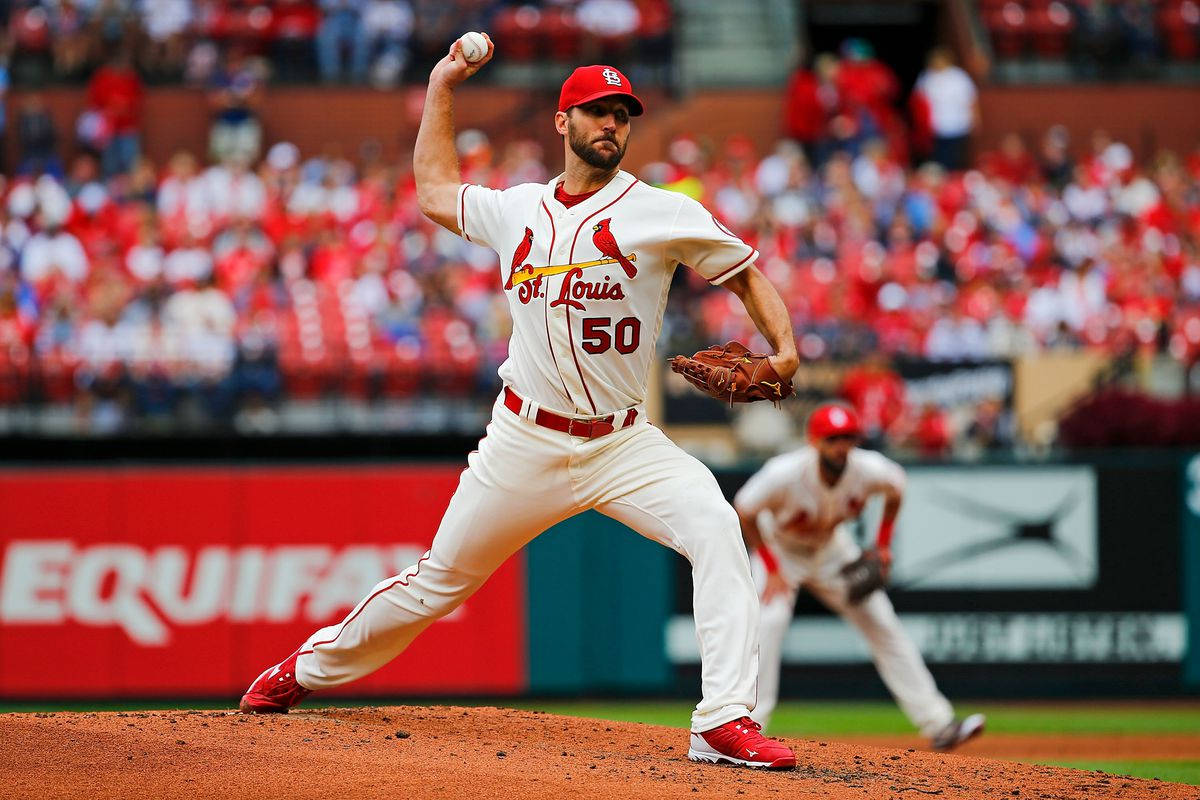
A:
[
  {"xmin": 1037, "ymin": 761, "xmax": 1200, "ymax": 786},
  {"xmin": 510, "ymin": 699, "xmax": 1200, "ymax": 736}
]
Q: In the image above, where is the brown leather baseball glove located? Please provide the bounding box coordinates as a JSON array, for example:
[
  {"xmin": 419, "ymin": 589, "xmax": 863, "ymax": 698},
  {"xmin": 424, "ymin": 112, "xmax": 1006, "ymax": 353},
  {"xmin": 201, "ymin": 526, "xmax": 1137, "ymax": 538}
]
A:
[
  {"xmin": 840, "ymin": 548, "xmax": 890, "ymax": 604},
  {"xmin": 669, "ymin": 341, "xmax": 795, "ymax": 404}
]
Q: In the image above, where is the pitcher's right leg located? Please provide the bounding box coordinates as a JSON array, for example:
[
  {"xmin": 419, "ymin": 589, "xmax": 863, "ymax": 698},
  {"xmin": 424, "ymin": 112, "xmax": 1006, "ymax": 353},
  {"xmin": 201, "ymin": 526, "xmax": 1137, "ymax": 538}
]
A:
[
  {"xmin": 241, "ymin": 402, "xmax": 575, "ymax": 711},
  {"xmin": 294, "ymin": 466, "xmax": 567, "ymax": 690}
]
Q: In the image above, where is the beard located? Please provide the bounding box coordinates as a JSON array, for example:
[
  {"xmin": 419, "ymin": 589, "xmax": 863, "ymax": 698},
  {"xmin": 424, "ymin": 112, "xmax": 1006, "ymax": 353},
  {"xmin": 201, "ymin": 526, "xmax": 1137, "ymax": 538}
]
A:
[
  {"xmin": 819, "ymin": 453, "xmax": 848, "ymax": 479},
  {"xmin": 568, "ymin": 119, "xmax": 626, "ymax": 169}
]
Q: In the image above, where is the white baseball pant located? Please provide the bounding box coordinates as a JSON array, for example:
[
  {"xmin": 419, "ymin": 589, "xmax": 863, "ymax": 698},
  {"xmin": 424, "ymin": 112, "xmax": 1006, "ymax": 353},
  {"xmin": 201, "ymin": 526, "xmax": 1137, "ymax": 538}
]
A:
[
  {"xmin": 749, "ymin": 526, "xmax": 955, "ymax": 738},
  {"xmin": 293, "ymin": 392, "xmax": 760, "ymax": 732}
]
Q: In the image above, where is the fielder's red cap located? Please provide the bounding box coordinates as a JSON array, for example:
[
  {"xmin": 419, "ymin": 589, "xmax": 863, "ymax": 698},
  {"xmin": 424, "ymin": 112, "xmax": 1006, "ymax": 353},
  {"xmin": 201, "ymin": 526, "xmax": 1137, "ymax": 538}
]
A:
[
  {"xmin": 807, "ymin": 403, "xmax": 863, "ymax": 440},
  {"xmin": 558, "ymin": 65, "xmax": 645, "ymax": 116}
]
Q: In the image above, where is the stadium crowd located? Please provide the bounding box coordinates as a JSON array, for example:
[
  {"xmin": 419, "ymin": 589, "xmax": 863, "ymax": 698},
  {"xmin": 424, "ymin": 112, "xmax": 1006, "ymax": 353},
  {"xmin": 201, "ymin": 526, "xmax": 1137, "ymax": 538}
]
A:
[
  {"xmin": 3, "ymin": 0, "xmax": 673, "ymax": 86},
  {"xmin": 981, "ymin": 0, "xmax": 1200, "ymax": 74},
  {"xmin": 1, "ymin": 106, "xmax": 1198, "ymax": 438}
]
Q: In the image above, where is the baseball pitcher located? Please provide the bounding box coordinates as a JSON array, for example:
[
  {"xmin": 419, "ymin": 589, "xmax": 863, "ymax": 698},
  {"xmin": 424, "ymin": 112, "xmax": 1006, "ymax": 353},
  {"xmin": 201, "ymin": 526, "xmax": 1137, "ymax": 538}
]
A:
[
  {"xmin": 734, "ymin": 402, "xmax": 985, "ymax": 751},
  {"xmin": 240, "ymin": 35, "xmax": 801, "ymax": 769}
]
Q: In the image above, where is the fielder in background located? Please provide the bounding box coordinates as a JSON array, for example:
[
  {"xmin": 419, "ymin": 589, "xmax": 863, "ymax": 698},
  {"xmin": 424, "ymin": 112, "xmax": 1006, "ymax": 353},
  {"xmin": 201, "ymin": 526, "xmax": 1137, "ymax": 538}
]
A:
[
  {"xmin": 734, "ymin": 402, "xmax": 986, "ymax": 751},
  {"xmin": 240, "ymin": 32, "xmax": 802, "ymax": 770}
]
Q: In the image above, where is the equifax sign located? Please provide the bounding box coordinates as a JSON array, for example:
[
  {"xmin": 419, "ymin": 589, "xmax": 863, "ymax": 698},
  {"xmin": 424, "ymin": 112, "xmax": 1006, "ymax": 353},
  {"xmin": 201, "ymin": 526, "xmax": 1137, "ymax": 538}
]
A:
[
  {"xmin": 1, "ymin": 541, "xmax": 428, "ymax": 646},
  {"xmin": 0, "ymin": 466, "xmax": 527, "ymax": 696}
]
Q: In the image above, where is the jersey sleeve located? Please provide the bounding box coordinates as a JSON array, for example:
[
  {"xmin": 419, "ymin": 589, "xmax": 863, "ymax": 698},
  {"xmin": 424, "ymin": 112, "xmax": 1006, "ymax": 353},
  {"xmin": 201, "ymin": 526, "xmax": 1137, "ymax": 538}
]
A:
[
  {"xmin": 859, "ymin": 450, "xmax": 907, "ymax": 495},
  {"xmin": 733, "ymin": 457, "xmax": 792, "ymax": 518},
  {"xmin": 665, "ymin": 195, "xmax": 758, "ymax": 284},
  {"xmin": 456, "ymin": 183, "xmax": 506, "ymax": 250}
]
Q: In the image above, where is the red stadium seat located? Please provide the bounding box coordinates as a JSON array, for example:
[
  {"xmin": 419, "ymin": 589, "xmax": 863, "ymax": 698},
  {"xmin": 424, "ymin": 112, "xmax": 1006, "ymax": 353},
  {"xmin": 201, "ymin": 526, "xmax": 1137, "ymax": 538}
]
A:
[
  {"xmin": 1159, "ymin": 0, "xmax": 1200, "ymax": 60},
  {"xmin": 492, "ymin": 6, "xmax": 543, "ymax": 62},
  {"xmin": 35, "ymin": 352, "xmax": 80, "ymax": 404},
  {"xmin": 986, "ymin": 3, "xmax": 1031, "ymax": 59},
  {"xmin": 543, "ymin": 7, "xmax": 583, "ymax": 61},
  {"xmin": 381, "ymin": 346, "xmax": 421, "ymax": 398},
  {"xmin": 1029, "ymin": 2, "xmax": 1075, "ymax": 57}
]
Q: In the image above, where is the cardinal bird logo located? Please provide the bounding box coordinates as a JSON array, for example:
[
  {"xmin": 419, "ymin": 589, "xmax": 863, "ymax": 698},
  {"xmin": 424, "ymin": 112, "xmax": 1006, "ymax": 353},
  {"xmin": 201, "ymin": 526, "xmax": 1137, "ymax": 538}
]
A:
[
  {"xmin": 505, "ymin": 227, "xmax": 535, "ymax": 290},
  {"xmin": 591, "ymin": 218, "xmax": 637, "ymax": 279}
]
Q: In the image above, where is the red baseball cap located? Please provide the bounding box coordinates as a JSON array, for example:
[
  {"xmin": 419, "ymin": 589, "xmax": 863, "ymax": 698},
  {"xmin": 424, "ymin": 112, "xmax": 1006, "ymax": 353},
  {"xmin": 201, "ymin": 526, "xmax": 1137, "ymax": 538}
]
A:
[
  {"xmin": 558, "ymin": 65, "xmax": 645, "ymax": 116},
  {"xmin": 807, "ymin": 403, "xmax": 863, "ymax": 440}
]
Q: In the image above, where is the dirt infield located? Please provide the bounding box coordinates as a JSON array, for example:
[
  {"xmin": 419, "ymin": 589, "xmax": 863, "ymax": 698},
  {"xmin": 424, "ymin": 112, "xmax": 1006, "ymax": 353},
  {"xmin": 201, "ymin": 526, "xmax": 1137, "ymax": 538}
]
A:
[{"xmin": 3, "ymin": 705, "xmax": 1196, "ymax": 800}]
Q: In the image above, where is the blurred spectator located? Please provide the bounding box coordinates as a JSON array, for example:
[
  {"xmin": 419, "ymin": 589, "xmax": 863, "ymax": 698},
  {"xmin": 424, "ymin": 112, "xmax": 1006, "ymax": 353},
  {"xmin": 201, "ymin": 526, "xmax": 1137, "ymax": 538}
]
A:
[
  {"xmin": 16, "ymin": 95, "xmax": 62, "ymax": 178},
  {"xmin": 317, "ymin": 0, "xmax": 368, "ymax": 83},
  {"xmin": 782, "ymin": 53, "xmax": 841, "ymax": 164},
  {"xmin": 0, "ymin": 53, "xmax": 9, "ymax": 174},
  {"xmin": 87, "ymin": 49, "xmax": 145, "ymax": 178},
  {"xmin": 836, "ymin": 39, "xmax": 898, "ymax": 120},
  {"xmin": 1070, "ymin": 0, "xmax": 1128, "ymax": 78},
  {"xmin": 207, "ymin": 48, "xmax": 266, "ymax": 165},
  {"xmin": 910, "ymin": 403, "xmax": 953, "ymax": 458},
  {"xmin": 2, "ymin": 118, "xmax": 1198, "ymax": 443},
  {"xmin": 963, "ymin": 396, "xmax": 1016, "ymax": 454},
  {"xmin": 982, "ymin": 133, "xmax": 1039, "ymax": 185},
  {"xmin": 92, "ymin": 0, "xmax": 135, "ymax": 55},
  {"xmin": 10, "ymin": 1, "xmax": 54, "ymax": 84},
  {"xmin": 836, "ymin": 38, "xmax": 904, "ymax": 161},
  {"xmin": 577, "ymin": 0, "xmax": 640, "ymax": 62},
  {"xmin": 271, "ymin": 0, "xmax": 322, "ymax": 82},
  {"xmin": 22, "ymin": 199, "xmax": 88, "ymax": 287},
  {"xmin": 139, "ymin": 0, "xmax": 194, "ymax": 80},
  {"xmin": 925, "ymin": 306, "xmax": 990, "ymax": 361},
  {"xmin": 50, "ymin": 0, "xmax": 91, "ymax": 79},
  {"xmin": 913, "ymin": 47, "xmax": 977, "ymax": 171},
  {"xmin": 839, "ymin": 352, "xmax": 906, "ymax": 446},
  {"xmin": 1039, "ymin": 125, "xmax": 1075, "ymax": 188},
  {"xmin": 362, "ymin": 0, "xmax": 414, "ymax": 87}
]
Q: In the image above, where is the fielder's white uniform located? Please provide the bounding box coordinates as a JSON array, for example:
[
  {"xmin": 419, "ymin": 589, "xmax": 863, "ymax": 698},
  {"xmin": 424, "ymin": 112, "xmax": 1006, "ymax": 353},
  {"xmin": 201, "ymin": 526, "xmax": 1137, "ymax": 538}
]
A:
[
  {"xmin": 294, "ymin": 170, "xmax": 764, "ymax": 731},
  {"xmin": 733, "ymin": 447, "xmax": 956, "ymax": 737}
]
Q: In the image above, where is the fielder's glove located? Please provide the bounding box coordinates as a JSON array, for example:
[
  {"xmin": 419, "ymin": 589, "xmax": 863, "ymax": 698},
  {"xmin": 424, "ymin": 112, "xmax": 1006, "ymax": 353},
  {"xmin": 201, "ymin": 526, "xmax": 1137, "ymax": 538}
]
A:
[
  {"xmin": 840, "ymin": 548, "xmax": 890, "ymax": 604},
  {"xmin": 669, "ymin": 341, "xmax": 795, "ymax": 404}
]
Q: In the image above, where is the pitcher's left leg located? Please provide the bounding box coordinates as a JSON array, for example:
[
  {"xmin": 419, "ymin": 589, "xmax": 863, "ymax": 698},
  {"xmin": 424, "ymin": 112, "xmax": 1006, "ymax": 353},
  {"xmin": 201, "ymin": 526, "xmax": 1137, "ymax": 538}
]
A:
[{"xmin": 586, "ymin": 426, "xmax": 759, "ymax": 732}]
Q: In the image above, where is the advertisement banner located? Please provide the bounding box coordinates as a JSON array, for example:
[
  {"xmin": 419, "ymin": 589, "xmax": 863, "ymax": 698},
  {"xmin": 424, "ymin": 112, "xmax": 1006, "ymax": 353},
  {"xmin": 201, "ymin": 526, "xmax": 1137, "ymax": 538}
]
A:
[
  {"xmin": 884, "ymin": 466, "xmax": 1099, "ymax": 591},
  {"xmin": 1184, "ymin": 453, "xmax": 1200, "ymax": 686},
  {"xmin": 694, "ymin": 458, "xmax": 1187, "ymax": 695},
  {"xmin": 0, "ymin": 467, "xmax": 527, "ymax": 697}
]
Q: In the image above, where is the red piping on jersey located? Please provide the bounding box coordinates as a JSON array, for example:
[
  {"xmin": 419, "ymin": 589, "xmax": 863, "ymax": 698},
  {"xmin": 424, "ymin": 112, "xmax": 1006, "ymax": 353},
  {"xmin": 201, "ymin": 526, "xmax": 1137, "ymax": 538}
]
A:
[
  {"xmin": 568, "ymin": 179, "xmax": 638, "ymax": 262},
  {"xmin": 566, "ymin": 302, "xmax": 598, "ymax": 414},
  {"xmin": 460, "ymin": 186, "xmax": 471, "ymax": 242},
  {"xmin": 304, "ymin": 552, "xmax": 432, "ymax": 652},
  {"xmin": 561, "ymin": 179, "xmax": 636, "ymax": 415},
  {"xmin": 707, "ymin": 248, "xmax": 757, "ymax": 284},
  {"xmin": 540, "ymin": 200, "xmax": 574, "ymax": 405}
]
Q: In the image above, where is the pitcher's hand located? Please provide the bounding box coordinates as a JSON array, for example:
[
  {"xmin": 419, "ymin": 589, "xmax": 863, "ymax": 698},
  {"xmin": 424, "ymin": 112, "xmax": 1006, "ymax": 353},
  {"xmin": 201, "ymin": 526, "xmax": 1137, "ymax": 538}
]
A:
[{"xmin": 429, "ymin": 33, "xmax": 494, "ymax": 89}]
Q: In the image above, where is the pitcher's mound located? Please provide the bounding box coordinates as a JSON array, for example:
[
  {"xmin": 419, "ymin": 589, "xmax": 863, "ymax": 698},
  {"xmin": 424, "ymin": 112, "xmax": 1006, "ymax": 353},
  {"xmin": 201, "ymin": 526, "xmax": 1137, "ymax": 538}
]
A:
[{"xmin": 3, "ymin": 705, "xmax": 1190, "ymax": 799}]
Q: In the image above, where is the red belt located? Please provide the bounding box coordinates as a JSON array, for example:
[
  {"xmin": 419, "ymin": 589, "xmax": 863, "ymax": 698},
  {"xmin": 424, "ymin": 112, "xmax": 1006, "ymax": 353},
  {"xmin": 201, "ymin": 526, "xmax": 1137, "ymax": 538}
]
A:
[{"xmin": 503, "ymin": 386, "xmax": 638, "ymax": 439}]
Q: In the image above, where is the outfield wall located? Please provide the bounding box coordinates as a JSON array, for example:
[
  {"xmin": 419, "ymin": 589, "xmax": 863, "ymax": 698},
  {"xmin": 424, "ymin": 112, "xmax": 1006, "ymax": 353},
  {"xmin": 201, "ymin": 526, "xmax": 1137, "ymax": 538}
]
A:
[{"xmin": 0, "ymin": 454, "xmax": 1195, "ymax": 699}]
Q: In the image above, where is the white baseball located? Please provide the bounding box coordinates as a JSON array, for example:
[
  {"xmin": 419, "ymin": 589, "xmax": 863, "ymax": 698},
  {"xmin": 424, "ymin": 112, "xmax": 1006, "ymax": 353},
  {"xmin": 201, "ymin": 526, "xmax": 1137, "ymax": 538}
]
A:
[{"xmin": 458, "ymin": 32, "xmax": 488, "ymax": 63}]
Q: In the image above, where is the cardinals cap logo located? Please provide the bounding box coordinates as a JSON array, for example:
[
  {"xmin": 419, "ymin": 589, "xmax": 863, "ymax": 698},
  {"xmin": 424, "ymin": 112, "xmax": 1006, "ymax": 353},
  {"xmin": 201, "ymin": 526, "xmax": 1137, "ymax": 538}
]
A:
[{"xmin": 602, "ymin": 68, "xmax": 623, "ymax": 86}]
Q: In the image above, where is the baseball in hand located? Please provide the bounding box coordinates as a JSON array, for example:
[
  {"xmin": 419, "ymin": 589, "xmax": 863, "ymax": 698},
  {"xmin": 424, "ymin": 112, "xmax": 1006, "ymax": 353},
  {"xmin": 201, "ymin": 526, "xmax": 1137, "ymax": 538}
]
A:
[{"xmin": 458, "ymin": 32, "xmax": 488, "ymax": 63}]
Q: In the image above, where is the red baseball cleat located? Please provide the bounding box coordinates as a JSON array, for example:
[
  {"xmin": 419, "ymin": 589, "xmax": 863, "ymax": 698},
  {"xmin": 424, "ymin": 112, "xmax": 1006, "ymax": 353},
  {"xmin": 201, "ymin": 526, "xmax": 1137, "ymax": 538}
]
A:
[
  {"xmin": 688, "ymin": 716, "xmax": 797, "ymax": 769},
  {"xmin": 238, "ymin": 649, "xmax": 312, "ymax": 713}
]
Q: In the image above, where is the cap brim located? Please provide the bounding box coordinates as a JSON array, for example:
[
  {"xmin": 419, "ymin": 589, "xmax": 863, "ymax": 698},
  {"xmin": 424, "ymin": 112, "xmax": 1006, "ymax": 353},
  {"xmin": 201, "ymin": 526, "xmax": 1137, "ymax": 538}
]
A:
[{"xmin": 567, "ymin": 90, "xmax": 645, "ymax": 116}]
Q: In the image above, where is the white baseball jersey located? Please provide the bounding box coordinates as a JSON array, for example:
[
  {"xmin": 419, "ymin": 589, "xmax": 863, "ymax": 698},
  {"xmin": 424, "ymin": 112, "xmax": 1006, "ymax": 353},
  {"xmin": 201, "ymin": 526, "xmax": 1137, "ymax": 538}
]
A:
[
  {"xmin": 739, "ymin": 446, "xmax": 956, "ymax": 739},
  {"xmin": 456, "ymin": 169, "xmax": 758, "ymax": 416},
  {"xmin": 734, "ymin": 446, "xmax": 906, "ymax": 549}
]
